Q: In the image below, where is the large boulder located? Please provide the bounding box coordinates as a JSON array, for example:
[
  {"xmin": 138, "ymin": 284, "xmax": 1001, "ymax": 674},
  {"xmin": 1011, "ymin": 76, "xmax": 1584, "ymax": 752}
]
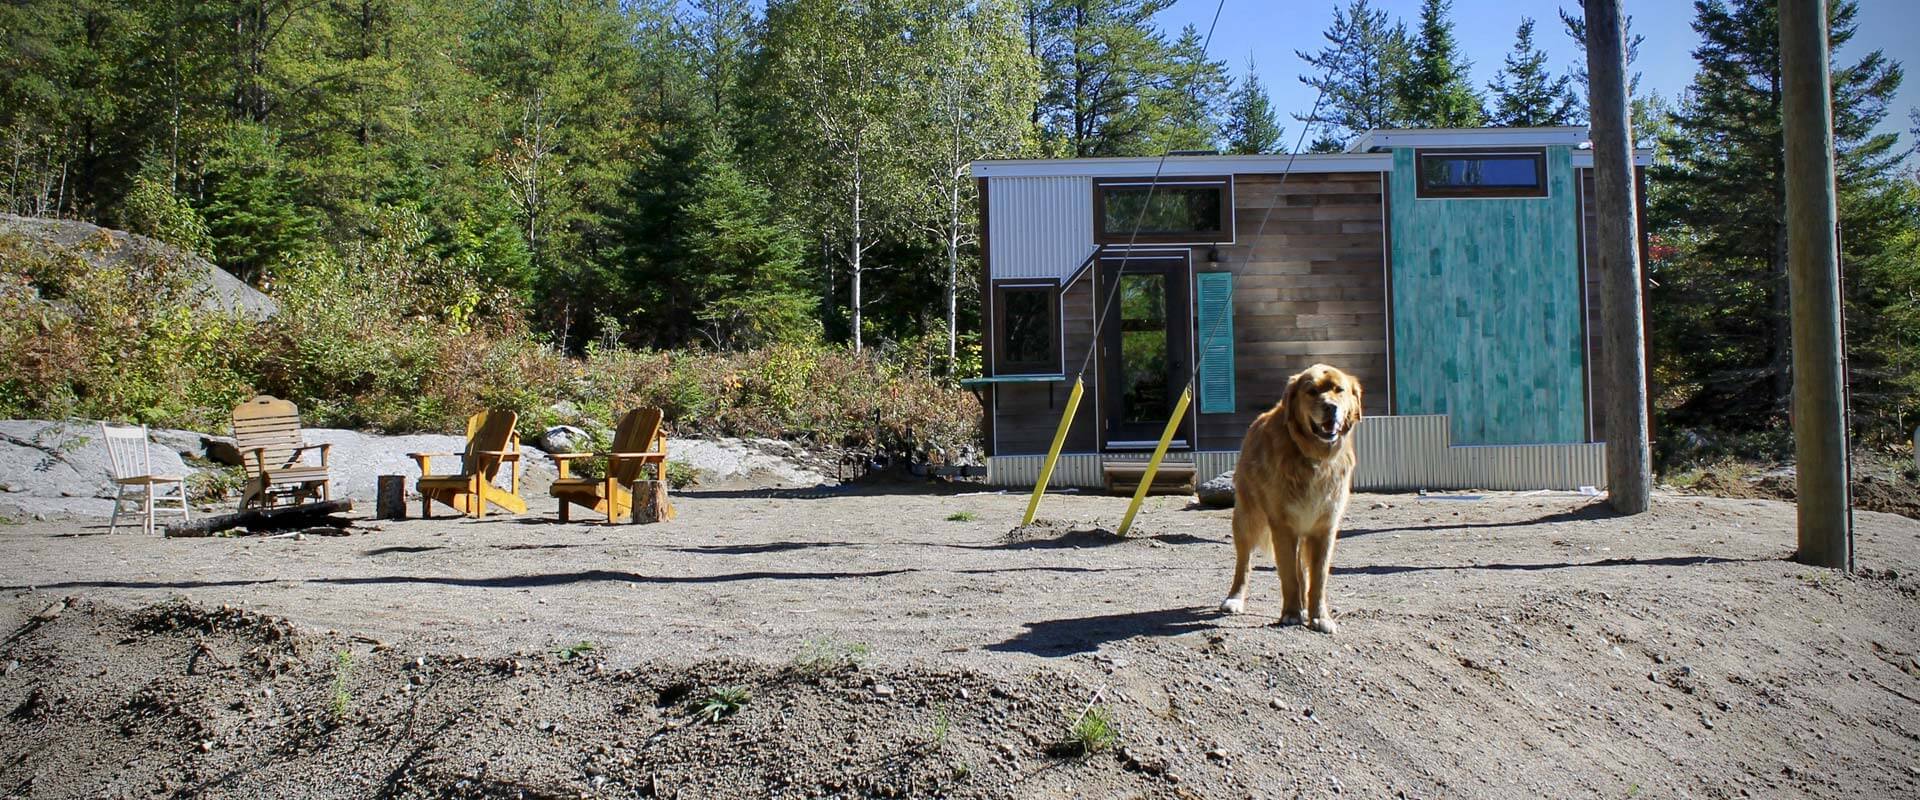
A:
[
  {"xmin": 1196, "ymin": 470, "xmax": 1235, "ymax": 508},
  {"xmin": 0, "ymin": 214, "xmax": 278, "ymax": 320}
]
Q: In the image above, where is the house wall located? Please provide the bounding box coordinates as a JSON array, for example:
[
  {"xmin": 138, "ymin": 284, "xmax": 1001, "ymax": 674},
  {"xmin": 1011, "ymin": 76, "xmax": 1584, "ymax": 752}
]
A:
[
  {"xmin": 1194, "ymin": 171, "xmax": 1392, "ymax": 450},
  {"xmin": 1388, "ymin": 146, "xmax": 1586, "ymax": 446},
  {"xmin": 985, "ymin": 175, "xmax": 1094, "ymax": 280}
]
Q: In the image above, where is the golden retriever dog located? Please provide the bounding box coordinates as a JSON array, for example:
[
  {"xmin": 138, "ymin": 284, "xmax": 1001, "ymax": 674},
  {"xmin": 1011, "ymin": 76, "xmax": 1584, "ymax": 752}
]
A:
[{"xmin": 1218, "ymin": 364, "xmax": 1362, "ymax": 633}]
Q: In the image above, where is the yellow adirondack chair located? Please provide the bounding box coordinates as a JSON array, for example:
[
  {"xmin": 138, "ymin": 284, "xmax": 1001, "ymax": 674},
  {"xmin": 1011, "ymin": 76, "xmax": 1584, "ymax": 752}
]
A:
[
  {"xmin": 547, "ymin": 408, "xmax": 671, "ymax": 523},
  {"xmin": 232, "ymin": 395, "xmax": 332, "ymax": 510},
  {"xmin": 410, "ymin": 410, "xmax": 526, "ymax": 518}
]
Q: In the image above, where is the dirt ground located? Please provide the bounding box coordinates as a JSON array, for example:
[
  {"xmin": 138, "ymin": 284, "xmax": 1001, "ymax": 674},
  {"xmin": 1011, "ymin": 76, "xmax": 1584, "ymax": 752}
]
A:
[{"xmin": 3, "ymin": 486, "xmax": 1918, "ymax": 798}]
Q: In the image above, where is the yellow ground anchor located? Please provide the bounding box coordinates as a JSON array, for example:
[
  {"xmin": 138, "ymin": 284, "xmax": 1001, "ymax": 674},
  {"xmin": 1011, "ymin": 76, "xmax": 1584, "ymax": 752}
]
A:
[
  {"xmin": 1020, "ymin": 377, "xmax": 1086, "ymax": 526},
  {"xmin": 1117, "ymin": 386, "xmax": 1193, "ymax": 537}
]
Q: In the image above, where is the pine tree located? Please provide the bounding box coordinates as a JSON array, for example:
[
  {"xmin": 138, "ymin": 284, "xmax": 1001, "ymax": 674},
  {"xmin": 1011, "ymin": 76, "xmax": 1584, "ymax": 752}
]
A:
[
  {"xmin": 1487, "ymin": 18, "xmax": 1578, "ymax": 127},
  {"xmin": 1559, "ymin": 5, "xmax": 1645, "ymax": 121},
  {"xmin": 1224, "ymin": 58, "xmax": 1284, "ymax": 154},
  {"xmin": 682, "ymin": 138, "xmax": 817, "ymax": 349},
  {"xmin": 1396, "ymin": 0, "xmax": 1483, "ymax": 127},
  {"xmin": 1131, "ymin": 24, "xmax": 1230, "ymax": 154},
  {"xmin": 1295, "ymin": 0, "xmax": 1407, "ymax": 147},
  {"xmin": 200, "ymin": 124, "xmax": 317, "ymax": 283},
  {"xmin": 1652, "ymin": 0, "xmax": 1908, "ymax": 431},
  {"xmin": 1029, "ymin": 0, "xmax": 1182, "ymax": 156}
]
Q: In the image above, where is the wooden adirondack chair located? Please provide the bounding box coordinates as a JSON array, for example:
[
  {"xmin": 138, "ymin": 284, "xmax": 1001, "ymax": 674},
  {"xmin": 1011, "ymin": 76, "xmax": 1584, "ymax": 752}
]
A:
[
  {"xmin": 101, "ymin": 423, "xmax": 190, "ymax": 535},
  {"xmin": 409, "ymin": 410, "xmax": 527, "ymax": 518},
  {"xmin": 547, "ymin": 408, "xmax": 674, "ymax": 524},
  {"xmin": 232, "ymin": 395, "xmax": 332, "ymax": 510}
]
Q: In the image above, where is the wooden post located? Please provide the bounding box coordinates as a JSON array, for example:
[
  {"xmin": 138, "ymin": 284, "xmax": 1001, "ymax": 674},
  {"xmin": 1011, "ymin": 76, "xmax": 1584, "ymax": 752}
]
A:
[
  {"xmin": 1780, "ymin": 0, "xmax": 1853, "ymax": 570},
  {"xmin": 376, "ymin": 475, "xmax": 407, "ymax": 521},
  {"xmin": 632, "ymin": 480, "xmax": 675, "ymax": 524},
  {"xmin": 1583, "ymin": 0, "xmax": 1652, "ymax": 515}
]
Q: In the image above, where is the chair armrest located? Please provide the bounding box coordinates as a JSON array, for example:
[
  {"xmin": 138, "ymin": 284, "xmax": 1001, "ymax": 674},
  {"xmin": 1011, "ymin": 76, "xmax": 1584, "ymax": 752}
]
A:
[
  {"xmin": 545, "ymin": 453, "xmax": 596, "ymax": 460},
  {"xmin": 408, "ymin": 452, "xmax": 454, "ymax": 476},
  {"xmin": 289, "ymin": 442, "xmax": 332, "ymax": 467},
  {"xmin": 474, "ymin": 450, "xmax": 518, "ymax": 457},
  {"xmin": 607, "ymin": 451, "xmax": 667, "ymax": 459},
  {"xmin": 407, "ymin": 452, "xmax": 458, "ymax": 459}
]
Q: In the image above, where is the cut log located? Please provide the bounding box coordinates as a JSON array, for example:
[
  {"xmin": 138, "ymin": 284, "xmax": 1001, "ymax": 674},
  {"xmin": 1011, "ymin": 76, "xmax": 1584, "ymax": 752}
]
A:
[
  {"xmin": 165, "ymin": 500, "xmax": 354, "ymax": 538},
  {"xmin": 1102, "ymin": 461, "xmax": 1196, "ymax": 497},
  {"xmin": 376, "ymin": 475, "xmax": 407, "ymax": 520},
  {"xmin": 631, "ymin": 480, "xmax": 675, "ymax": 524}
]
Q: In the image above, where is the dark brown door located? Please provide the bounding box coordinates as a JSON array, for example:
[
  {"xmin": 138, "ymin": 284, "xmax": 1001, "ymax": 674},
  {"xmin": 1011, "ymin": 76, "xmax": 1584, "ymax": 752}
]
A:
[{"xmin": 1097, "ymin": 253, "xmax": 1191, "ymax": 449}]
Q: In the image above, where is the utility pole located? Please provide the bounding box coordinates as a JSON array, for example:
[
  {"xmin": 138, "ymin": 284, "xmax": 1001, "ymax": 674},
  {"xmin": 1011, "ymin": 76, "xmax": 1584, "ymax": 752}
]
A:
[
  {"xmin": 1779, "ymin": 0, "xmax": 1853, "ymax": 569},
  {"xmin": 1583, "ymin": 0, "xmax": 1651, "ymax": 515}
]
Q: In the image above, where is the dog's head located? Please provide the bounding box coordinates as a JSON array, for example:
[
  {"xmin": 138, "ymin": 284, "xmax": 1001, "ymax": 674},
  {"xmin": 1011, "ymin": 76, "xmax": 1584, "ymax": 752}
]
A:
[{"xmin": 1284, "ymin": 363, "xmax": 1363, "ymax": 448}]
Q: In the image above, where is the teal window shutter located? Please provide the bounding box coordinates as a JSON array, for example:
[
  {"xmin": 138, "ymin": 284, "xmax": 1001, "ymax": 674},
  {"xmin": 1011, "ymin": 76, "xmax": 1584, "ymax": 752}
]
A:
[{"xmin": 1195, "ymin": 271, "xmax": 1235, "ymax": 414}]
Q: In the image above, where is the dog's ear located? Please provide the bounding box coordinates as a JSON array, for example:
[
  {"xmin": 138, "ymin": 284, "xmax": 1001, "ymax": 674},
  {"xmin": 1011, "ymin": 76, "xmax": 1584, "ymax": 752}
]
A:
[
  {"xmin": 1282, "ymin": 369, "xmax": 1308, "ymax": 405},
  {"xmin": 1343, "ymin": 379, "xmax": 1363, "ymax": 433}
]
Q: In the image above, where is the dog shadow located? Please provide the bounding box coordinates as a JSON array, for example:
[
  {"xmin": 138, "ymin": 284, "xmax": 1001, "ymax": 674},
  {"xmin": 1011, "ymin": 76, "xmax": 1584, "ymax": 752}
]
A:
[{"xmin": 985, "ymin": 606, "xmax": 1223, "ymax": 656}]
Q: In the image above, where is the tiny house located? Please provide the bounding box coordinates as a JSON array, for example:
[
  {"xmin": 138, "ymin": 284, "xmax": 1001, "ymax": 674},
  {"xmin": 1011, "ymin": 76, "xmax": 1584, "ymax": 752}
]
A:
[{"xmin": 966, "ymin": 127, "xmax": 1652, "ymax": 491}]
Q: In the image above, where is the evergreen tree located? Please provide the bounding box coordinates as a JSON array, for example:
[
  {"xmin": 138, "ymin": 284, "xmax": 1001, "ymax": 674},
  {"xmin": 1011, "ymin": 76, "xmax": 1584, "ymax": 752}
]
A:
[
  {"xmin": 1652, "ymin": 0, "xmax": 1908, "ymax": 432},
  {"xmin": 1029, "ymin": 0, "xmax": 1179, "ymax": 156},
  {"xmin": 682, "ymin": 139, "xmax": 817, "ymax": 349},
  {"xmin": 1559, "ymin": 5, "xmax": 1645, "ymax": 121},
  {"xmin": 1487, "ymin": 18, "xmax": 1578, "ymax": 127},
  {"xmin": 200, "ymin": 124, "xmax": 317, "ymax": 283},
  {"xmin": 1132, "ymin": 24, "xmax": 1230, "ymax": 154},
  {"xmin": 1224, "ymin": 58, "xmax": 1283, "ymax": 154},
  {"xmin": 1295, "ymin": 0, "xmax": 1407, "ymax": 148},
  {"xmin": 1396, "ymin": 0, "xmax": 1483, "ymax": 127}
]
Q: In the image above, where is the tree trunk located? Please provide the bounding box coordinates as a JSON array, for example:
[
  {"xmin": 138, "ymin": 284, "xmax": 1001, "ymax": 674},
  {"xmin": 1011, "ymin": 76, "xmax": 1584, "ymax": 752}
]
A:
[
  {"xmin": 850, "ymin": 149, "xmax": 864, "ymax": 352},
  {"xmin": 1779, "ymin": 0, "xmax": 1852, "ymax": 569},
  {"xmin": 1583, "ymin": 0, "xmax": 1651, "ymax": 515},
  {"xmin": 946, "ymin": 181, "xmax": 961, "ymax": 369}
]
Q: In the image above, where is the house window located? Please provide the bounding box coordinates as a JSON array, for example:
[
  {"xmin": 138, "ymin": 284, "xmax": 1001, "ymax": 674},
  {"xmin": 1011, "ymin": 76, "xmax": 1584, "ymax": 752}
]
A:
[
  {"xmin": 1415, "ymin": 150, "xmax": 1548, "ymax": 198},
  {"xmin": 1094, "ymin": 178, "xmax": 1232, "ymax": 243},
  {"xmin": 993, "ymin": 282, "xmax": 1060, "ymax": 374}
]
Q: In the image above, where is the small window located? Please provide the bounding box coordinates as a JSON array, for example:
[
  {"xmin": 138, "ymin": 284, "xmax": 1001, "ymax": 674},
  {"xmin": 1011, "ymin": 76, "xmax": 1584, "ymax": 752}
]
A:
[
  {"xmin": 1415, "ymin": 150, "xmax": 1548, "ymax": 198},
  {"xmin": 993, "ymin": 282, "xmax": 1060, "ymax": 374},
  {"xmin": 1094, "ymin": 178, "xmax": 1232, "ymax": 243}
]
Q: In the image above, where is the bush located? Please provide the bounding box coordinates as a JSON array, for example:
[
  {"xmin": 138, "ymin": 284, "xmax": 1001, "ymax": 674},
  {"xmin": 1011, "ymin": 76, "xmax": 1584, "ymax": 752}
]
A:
[{"xmin": 0, "ymin": 220, "xmax": 981, "ymax": 458}]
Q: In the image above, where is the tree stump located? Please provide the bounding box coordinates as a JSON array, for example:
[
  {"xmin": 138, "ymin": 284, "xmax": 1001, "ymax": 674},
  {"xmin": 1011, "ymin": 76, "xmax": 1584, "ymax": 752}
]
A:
[
  {"xmin": 631, "ymin": 480, "xmax": 675, "ymax": 524},
  {"xmin": 376, "ymin": 475, "xmax": 407, "ymax": 521}
]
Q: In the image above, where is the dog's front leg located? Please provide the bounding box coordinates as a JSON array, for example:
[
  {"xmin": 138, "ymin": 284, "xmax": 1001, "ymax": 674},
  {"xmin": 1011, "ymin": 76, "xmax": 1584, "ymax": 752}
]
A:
[
  {"xmin": 1301, "ymin": 529, "xmax": 1338, "ymax": 634},
  {"xmin": 1275, "ymin": 527, "xmax": 1306, "ymax": 626}
]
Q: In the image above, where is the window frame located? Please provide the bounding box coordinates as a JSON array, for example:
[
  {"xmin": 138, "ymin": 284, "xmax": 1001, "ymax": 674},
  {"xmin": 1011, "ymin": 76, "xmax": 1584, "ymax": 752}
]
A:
[
  {"xmin": 1413, "ymin": 148, "xmax": 1550, "ymax": 199},
  {"xmin": 1092, "ymin": 176, "xmax": 1235, "ymax": 245},
  {"xmin": 991, "ymin": 278, "xmax": 1064, "ymax": 376}
]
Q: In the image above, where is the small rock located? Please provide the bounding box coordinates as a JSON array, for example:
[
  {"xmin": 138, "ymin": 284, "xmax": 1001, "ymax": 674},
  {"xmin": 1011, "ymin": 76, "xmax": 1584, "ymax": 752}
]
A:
[
  {"xmin": 1196, "ymin": 471, "xmax": 1235, "ymax": 508},
  {"xmin": 1700, "ymin": 712, "xmax": 1715, "ymax": 730},
  {"xmin": 872, "ymin": 684, "xmax": 895, "ymax": 697},
  {"xmin": 1205, "ymin": 748, "xmax": 1229, "ymax": 762},
  {"xmin": 1269, "ymin": 697, "xmax": 1288, "ymax": 710}
]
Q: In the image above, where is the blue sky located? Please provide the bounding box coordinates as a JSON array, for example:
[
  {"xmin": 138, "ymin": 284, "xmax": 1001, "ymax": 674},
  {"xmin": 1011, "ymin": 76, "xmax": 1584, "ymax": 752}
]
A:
[{"xmin": 1156, "ymin": 0, "xmax": 1920, "ymax": 148}]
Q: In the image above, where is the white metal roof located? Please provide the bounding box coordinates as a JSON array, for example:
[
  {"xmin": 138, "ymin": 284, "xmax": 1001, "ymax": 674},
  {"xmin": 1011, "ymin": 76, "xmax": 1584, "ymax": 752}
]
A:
[{"xmin": 970, "ymin": 127, "xmax": 1653, "ymax": 178}]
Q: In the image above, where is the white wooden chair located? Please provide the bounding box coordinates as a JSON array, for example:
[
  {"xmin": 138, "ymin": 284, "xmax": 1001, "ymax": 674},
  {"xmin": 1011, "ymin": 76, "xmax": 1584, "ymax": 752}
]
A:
[{"xmin": 101, "ymin": 423, "xmax": 190, "ymax": 535}]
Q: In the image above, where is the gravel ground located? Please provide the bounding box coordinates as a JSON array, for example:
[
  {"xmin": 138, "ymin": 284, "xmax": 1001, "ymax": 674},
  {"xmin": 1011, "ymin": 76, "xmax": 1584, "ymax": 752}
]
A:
[{"xmin": 2, "ymin": 486, "xmax": 1917, "ymax": 798}]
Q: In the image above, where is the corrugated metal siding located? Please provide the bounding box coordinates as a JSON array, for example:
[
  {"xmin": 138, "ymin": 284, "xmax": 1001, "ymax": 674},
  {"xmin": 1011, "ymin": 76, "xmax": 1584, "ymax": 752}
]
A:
[
  {"xmin": 987, "ymin": 176, "xmax": 1094, "ymax": 280},
  {"xmin": 987, "ymin": 414, "xmax": 1605, "ymax": 491}
]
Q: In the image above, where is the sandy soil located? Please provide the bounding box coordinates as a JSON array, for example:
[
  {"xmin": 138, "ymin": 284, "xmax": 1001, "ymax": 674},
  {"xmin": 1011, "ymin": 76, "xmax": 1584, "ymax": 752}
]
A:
[{"xmin": 2, "ymin": 486, "xmax": 1918, "ymax": 798}]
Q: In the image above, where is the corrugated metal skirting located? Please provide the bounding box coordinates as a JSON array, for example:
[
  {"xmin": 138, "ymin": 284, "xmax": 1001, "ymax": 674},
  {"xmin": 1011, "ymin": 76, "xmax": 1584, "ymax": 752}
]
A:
[{"xmin": 987, "ymin": 414, "xmax": 1607, "ymax": 492}]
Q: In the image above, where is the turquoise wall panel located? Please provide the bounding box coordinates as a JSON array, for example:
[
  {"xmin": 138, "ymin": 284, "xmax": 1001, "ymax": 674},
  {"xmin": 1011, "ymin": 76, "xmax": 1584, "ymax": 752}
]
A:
[{"xmin": 1389, "ymin": 146, "xmax": 1586, "ymax": 445}]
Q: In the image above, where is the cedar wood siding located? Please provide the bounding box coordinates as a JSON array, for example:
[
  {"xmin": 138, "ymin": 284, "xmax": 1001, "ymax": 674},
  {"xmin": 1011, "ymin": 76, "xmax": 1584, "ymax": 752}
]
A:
[
  {"xmin": 1195, "ymin": 171, "xmax": 1391, "ymax": 450},
  {"xmin": 986, "ymin": 171, "xmax": 1391, "ymax": 455}
]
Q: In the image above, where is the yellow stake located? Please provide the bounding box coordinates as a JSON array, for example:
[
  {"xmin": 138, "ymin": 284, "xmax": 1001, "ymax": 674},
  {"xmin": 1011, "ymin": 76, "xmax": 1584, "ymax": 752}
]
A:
[
  {"xmin": 1021, "ymin": 377, "xmax": 1085, "ymax": 526},
  {"xmin": 1117, "ymin": 386, "xmax": 1192, "ymax": 537}
]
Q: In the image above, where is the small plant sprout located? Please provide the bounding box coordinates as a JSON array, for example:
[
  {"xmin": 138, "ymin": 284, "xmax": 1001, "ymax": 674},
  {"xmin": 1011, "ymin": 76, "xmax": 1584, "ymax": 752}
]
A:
[
  {"xmin": 328, "ymin": 650, "xmax": 353, "ymax": 723},
  {"xmin": 945, "ymin": 511, "xmax": 978, "ymax": 522},
  {"xmin": 697, "ymin": 685, "xmax": 751, "ymax": 723},
  {"xmin": 553, "ymin": 641, "xmax": 596, "ymax": 661},
  {"xmin": 927, "ymin": 706, "xmax": 952, "ymax": 750},
  {"xmin": 1050, "ymin": 704, "xmax": 1117, "ymax": 758}
]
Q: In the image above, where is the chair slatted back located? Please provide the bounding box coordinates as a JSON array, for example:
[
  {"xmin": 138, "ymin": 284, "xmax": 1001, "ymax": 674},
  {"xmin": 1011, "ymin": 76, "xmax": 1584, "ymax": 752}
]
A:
[
  {"xmin": 463, "ymin": 410, "xmax": 519, "ymax": 480},
  {"xmin": 232, "ymin": 395, "xmax": 305, "ymax": 479},
  {"xmin": 608, "ymin": 408, "xmax": 665, "ymax": 484},
  {"xmin": 100, "ymin": 423, "xmax": 151, "ymax": 481}
]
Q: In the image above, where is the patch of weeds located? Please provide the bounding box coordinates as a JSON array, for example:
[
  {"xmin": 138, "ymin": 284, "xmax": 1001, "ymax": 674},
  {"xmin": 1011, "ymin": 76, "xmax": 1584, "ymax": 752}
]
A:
[
  {"xmin": 187, "ymin": 462, "xmax": 247, "ymax": 504},
  {"xmin": 792, "ymin": 637, "xmax": 870, "ymax": 675},
  {"xmin": 1047, "ymin": 704, "xmax": 1117, "ymax": 758},
  {"xmin": 944, "ymin": 511, "xmax": 978, "ymax": 522},
  {"xmin": 696, "ymin": 685, "xmax": 750, "ymax": 723},
  {"xmin": 666, "ymin": 461, "xmax": 702, "ymax": 489},
  {"xmin": 328, "ymin": 650, "xmax": 353, "ymax": 723},
  {"xmin": 552, "ymin": 640, "xmax": 596, "ymax": 661}
]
